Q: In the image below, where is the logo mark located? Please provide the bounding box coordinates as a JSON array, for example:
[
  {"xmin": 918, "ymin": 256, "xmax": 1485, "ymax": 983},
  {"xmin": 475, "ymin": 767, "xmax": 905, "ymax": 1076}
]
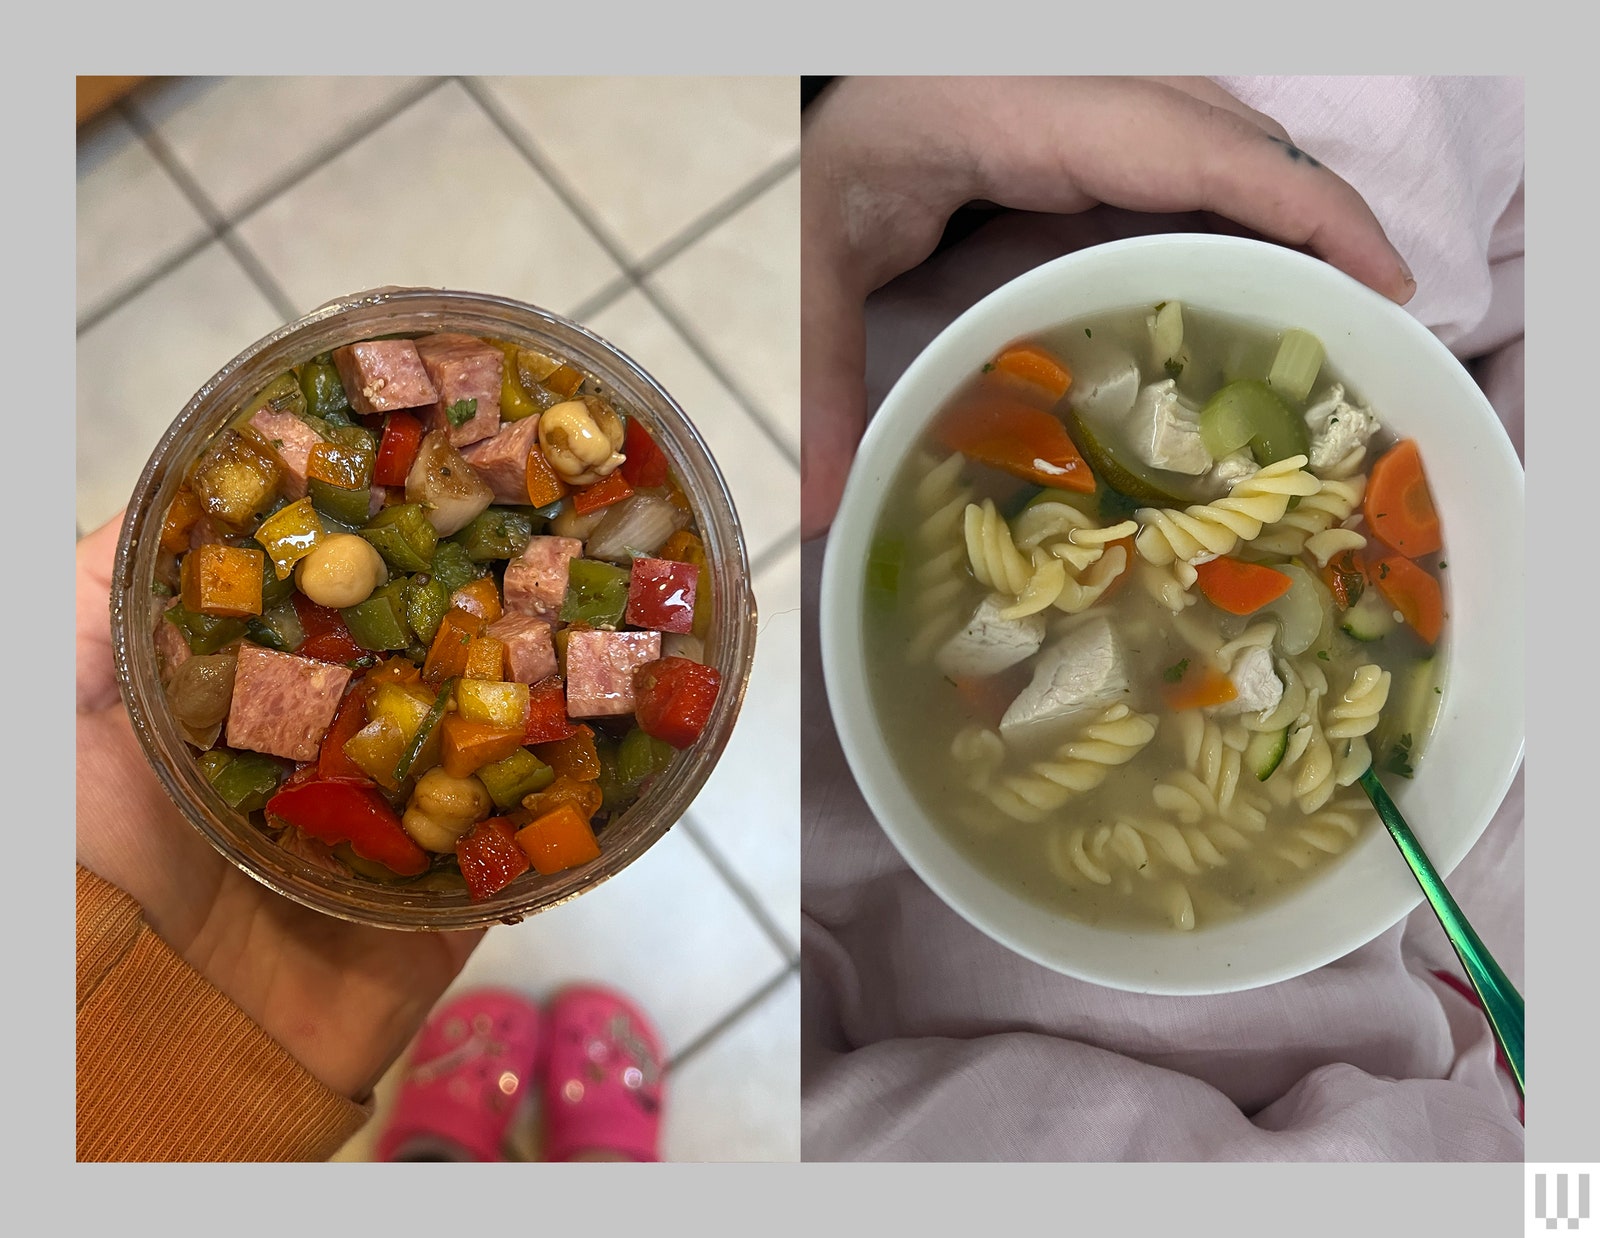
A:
[{"xmin": 1535, "ymin": 1173, "xmax": 1591, "ymax": 1230}]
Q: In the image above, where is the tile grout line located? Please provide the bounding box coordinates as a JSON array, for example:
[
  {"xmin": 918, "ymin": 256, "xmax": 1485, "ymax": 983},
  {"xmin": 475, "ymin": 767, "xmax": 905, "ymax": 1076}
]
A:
[
  {"xmin": 664, "ymin": 960, "xmax": 798, "ymax": 1074},
  {"xmin": 77, "ymin": 78, "xmax": 449, "ymax": 334},
  {"xmin": 679, "ymin": 814, "xmax": 799, "ymax": 967},
  {"xmin": 459, "ymin": 78, "xmax": 800, "ymax": 474},
  {"xmin": 118, "ymin": 102, "xmax": 299, "ymax": 324}
]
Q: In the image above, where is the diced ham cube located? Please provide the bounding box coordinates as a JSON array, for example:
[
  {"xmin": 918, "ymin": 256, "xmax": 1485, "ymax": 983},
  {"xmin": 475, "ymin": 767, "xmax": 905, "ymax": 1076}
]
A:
[
  {"xmin": 460, "ymin": 414, "xmax": 541, "ymax": 504},
  {"xmin": 332, "ymin": 340, "xmax": 439, "ymax": 415},
  {"xmin": 564, "ymin": 630, "xmax": 662, "ymax": 717},
  {"xmin": 415, "ymin": 333, "xmax": 503, "ymax": 448},
  {"xmin": 249, "ymin": 408, "xmax": 326, "ymax": 500},
  {"xmin": 503, "ymin": 536, "xmax": 583, "ymax": 622},
  {"xmin": 485, "ymin": 613, "xmax": 558, "ymax": 684},
  {"xmin": 225, "ymin": 643, "xmax": 353, "ymax": 762},
  {"xmin": 155, "ymin": 598, "xmax": 193, "ymax": 684}
]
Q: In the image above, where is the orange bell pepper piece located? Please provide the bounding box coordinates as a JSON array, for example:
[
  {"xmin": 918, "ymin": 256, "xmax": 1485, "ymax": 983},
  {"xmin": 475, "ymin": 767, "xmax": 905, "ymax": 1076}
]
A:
[
  {"xmin": 439, "ymin": 714, "xmax": 528, "ymax": 779},
  {"xmin": 514, "ymin": 803, "xmax": 602, "ymax": 876},
  {"xmin": 534, "ymin": 725, "xmax": 601, "ymax": 782}
]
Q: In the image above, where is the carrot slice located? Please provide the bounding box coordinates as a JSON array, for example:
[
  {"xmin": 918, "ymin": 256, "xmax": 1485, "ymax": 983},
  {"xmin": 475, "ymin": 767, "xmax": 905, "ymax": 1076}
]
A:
[
  {"xmin": 1192, "ymin": 556, "xmax": 1293, "ymax": 616},
  {"xmin": 1162, "ymin": 661, "xmax": 1238, "ymax": 711},
  {"xmin": 936, "ymin": 394, "xmax": 1095, "ymax": 492},
  {"xmin": 1364, "ymin": 439, "xmax": 1442, "ymax": 558},
  {"xmin": 1371, "ymin": 554, "xmax": 1444, "ymax": 645},
  {"xmin": 989, "ymin": 343, "xmax": 1073, "ymax": 405}
]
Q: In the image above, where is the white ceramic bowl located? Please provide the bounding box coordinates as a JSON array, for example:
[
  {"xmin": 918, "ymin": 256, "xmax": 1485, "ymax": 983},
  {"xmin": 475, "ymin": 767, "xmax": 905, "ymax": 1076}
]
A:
[{"xmin": 820, "ymin": 234, "xmax": 1524, "ymax": 995}]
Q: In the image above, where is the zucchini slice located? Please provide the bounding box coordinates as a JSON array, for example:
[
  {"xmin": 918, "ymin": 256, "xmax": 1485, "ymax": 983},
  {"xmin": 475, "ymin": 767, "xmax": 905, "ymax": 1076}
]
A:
[{"xmin": 1245, "ymin": 726, "xmax": 1289, "ymax": 781}]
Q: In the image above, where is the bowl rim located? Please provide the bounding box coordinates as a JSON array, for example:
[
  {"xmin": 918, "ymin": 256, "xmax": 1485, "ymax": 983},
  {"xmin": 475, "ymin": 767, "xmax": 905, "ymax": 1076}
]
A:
[
  {"xmin": 820, "ymin": 234, "xmax": 1525, "ymax": 994},
  {"xmin": 111, "ymin": 285, "xmax": 758, "ymax": 930}
]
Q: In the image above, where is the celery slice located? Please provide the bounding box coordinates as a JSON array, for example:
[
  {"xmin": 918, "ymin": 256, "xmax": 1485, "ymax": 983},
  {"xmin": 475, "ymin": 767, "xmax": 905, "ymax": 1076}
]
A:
[
  {"xmin": 1199, "ymin": 380, "xmax": 1309, "ymax": 466},
  {"xmin": 1267, "ymin": 328, "xmax": 1326, "ymax": 405}
]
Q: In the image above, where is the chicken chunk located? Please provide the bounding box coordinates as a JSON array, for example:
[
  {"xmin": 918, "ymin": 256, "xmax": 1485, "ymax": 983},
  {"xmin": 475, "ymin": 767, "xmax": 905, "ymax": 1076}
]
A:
[
  {"xmin": 999, "ymin": 615, "xmax": 1129, "ymax": 743},
  {"xmin": 1303, "ymin": 383, "xmax": 1381, "ymax": 473},
  {"xmin": 1066, "ymin": 337, "xmax": 1141, "ymax": 423},
  {"xmin": 1129, "ymin": 380, "xmax": 1210, "ymax": 475},
  {"xmin": 934, "ymin": 595, "xmax": 1047, "ymax": 680},
  {"xmin": 1210, "ymin": 645, "xmax": 1283, "ymax": 718}
]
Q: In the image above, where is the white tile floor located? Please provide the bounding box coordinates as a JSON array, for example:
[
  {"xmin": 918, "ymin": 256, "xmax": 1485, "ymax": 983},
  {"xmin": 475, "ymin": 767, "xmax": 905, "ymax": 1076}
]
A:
[{"xmin": 76, "ymin": 75, "xmax": 800, "ymax": 1162}]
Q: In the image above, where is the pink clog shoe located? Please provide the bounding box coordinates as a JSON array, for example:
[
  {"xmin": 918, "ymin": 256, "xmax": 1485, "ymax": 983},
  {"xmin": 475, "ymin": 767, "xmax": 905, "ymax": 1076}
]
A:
[
  {"xmin": 375, "ymin": 987, "xmax": 543, "ymax": 1162},
  {"xmin": 541, "ymin": 985, "xmax": 665, "ymax": 1162}
]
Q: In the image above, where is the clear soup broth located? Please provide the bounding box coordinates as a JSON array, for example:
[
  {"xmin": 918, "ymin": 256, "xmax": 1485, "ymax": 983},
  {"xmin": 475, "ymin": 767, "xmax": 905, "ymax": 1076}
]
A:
[{"xmin": 863, "ymin": 300, "xmax": 1447, "ymax": 933}]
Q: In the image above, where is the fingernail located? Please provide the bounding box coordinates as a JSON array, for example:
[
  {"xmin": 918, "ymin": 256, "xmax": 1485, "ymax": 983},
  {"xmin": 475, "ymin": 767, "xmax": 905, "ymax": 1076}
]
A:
[{"xmin": 1398, "ymin": 257, "xmax": 1416, "ymax": 297}]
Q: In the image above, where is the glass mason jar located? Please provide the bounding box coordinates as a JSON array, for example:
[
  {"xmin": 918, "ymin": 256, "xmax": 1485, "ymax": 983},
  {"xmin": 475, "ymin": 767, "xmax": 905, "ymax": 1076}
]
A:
[{"xmin": 111, "ymin": 287, "xmax": 757, "ymax": 930}]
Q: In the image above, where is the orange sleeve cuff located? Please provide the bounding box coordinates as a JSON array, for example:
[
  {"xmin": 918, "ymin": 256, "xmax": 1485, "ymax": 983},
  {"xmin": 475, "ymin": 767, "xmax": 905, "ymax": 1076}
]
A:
[{"xmin": 76, "ymin": 865, "xmax": 372, "ymax": 1161}]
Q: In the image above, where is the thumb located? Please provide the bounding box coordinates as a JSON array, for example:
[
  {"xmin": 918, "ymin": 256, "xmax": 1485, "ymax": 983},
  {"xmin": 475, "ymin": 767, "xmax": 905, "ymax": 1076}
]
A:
[{"xmin": 801, "ymin": 239, "xmax": 868, "ymax": 542}]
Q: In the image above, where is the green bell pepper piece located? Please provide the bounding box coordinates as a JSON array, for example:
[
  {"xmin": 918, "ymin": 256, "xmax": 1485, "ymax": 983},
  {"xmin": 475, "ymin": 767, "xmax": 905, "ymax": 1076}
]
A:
[
  {"xmin": 361, "ymin": 503, "xmax": 438, "ymax": 573},
  {"xmin": 245, "ymin": 598, "xmax": 306, "ymax": 653},
  {"xmin": 297, "ymin": 356, "xmax": 352, "ymax": 420},
  {"xmin": 449, "ymin": 507, "xmax": 534, "ymax": 562},
  {"xmin": 616, "ymin": 725, "xmax": 676, "ymax": 788},
  {"xmin": 308, "ymin": 477, "xmax": 373, "ymax": 528},
  {"xmin": 561, "ymin": 559, "xmax": 631, "ymax": 628},
  {"xmin": 341, "ymin": 578, "xmax": 414, "ymax": 651},
  {"xmin": 428, "ymin": 540, "xmax": 484, "ymax": 594},
  {"xmin": 404, "ymin": 574, "xmax": 451, "ymax": 646},
  {"xmin": 198, "ymin": 749, "xmax": 286, "ymax": 814},
  {"xmin": 166, "ymin": 603, "xmax": 247, "ymax": 655},
  {"xmin": 477, "ymin": 748, "xmax": 557, "ymax": 811}
]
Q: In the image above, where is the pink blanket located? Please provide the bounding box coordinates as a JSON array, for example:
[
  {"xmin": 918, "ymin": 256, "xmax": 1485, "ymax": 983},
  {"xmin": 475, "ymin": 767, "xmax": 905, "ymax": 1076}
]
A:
[{"xmin": 801, "ymin": 75, "xmax": 1525, "ymax": 1161}]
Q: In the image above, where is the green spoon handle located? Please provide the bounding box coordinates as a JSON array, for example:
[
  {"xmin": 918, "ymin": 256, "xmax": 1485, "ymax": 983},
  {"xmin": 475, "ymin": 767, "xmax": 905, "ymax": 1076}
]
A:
[{"xmin": 1359, "ymin": 769, "xmax": 1524, "ymax": 1096}]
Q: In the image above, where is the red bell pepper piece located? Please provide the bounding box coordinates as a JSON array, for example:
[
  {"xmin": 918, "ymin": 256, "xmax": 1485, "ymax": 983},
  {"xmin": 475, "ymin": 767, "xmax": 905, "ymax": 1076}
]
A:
[
  {"xmin": 624, "ymin": 557, "xmax": 699, "ymax": 634},
  {"xmin": 524, "ymin": 676, "xmax": 579, "ymax": 744},
  {"xmin": 620, "ymin": 417, "xmax": 670, "ymax": 489},
  {"xmin": 317, "ymin": 685, "xmax": 373, "ymax": 782},
  {"xmin": 456, "ymin": 816, "xmax": 531, "ymax": 901},
  {"xmin": 265, "ymin": 778, "xmax": 429, "ymax": 876},
  {"xmin": 632, "ymin": 657, "xmax": 721, "ymax": 749},
  {"xmin": 572, "ymin": 470, "xmax": 635, "ymax": 516},
  {"xmin": 372, "ymin": 411, "xmax": 425, "ymax": 487},
  {"xmin": 292, "ymin": 594, "xmax": 370, "ymax": 665}
]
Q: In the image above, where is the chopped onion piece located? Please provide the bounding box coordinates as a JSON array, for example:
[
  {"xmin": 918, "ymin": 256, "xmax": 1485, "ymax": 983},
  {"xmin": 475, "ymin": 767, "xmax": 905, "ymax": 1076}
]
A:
[
  {"xmin": 584, "ymin": 494, "xmax": 689, "ymax": 564},
  {"xmin": 405, "ymin": 430, "xmax": 493, "ymax": 536}
]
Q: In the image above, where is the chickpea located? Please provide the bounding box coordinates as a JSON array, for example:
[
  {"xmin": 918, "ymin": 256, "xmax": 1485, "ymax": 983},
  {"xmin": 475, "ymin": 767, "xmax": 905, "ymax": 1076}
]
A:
[
  {"xmin": 401, "ymin": 805, "xmax": 471, "ymax": 853},
  {"xmin": 549, "ymin": 497, "xmax": 608, "ymax": 542},
  {"xmin": 294, "ymin": 533, "xmax": 387, "ymax": 608},
  {"xmin": 401, "ymin": 768, "xmax": 492, "ymax": 853},
  {"xmin": 539, "ymin": 399, "xmax": 625, "ymax": 486}
]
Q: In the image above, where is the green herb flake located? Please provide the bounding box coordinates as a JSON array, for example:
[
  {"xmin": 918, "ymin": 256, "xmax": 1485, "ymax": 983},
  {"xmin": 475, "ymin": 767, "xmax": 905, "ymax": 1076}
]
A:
[
  {"xmin": 1316, "ymin": 649, "xmax": 1329, "ymax": 660},
  {"xmin": 1084, "ymin": 328, "xmax": 1093, "ymax": 338},
  {"xmin": 1382, "ymin": 734, "xmax": 1416, "ymax": 779},
  {"xmin": 446, "ymin": 398, "xmax": 479, "ymax": 427},
  {"xmin": 1437, "ymin": 561, "xmax": 1447, "ymax": 569},
  {"xmin": 1378, "ymin": 562, "xmax": 1390, "ymax": 579},
  {"xmin": 1164, "ymin": 359, "xmax": 1185, "ymax": 380},
  {"xmin": 981, "ymin": 363, "xmax": 995, "ymax": 373},
  {"xmin": 1163, "ymin": 658, "xmax": 1190, "ymax": 683}
]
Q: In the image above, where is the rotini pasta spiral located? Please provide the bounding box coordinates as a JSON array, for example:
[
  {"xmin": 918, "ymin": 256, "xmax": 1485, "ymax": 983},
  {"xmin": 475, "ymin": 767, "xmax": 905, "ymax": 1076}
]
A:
[
  {"xmin": 972, "ymin": 704, "xmax": 1158, "ymax": 823},
  {"xmin": 966, "ymin": 498, "xmax": 1134, "ymax": 620},
  {"xmin": 1324, "ymin": 664, "xmax": 1391, "ymax": 740},
  {"xmin": 1134, "ymin": 456, "xmax": 1321, "ymax": 566},
  {"xmin": 1251, "ymin": 475, "xmax": 1366, "ymax": 558}
]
